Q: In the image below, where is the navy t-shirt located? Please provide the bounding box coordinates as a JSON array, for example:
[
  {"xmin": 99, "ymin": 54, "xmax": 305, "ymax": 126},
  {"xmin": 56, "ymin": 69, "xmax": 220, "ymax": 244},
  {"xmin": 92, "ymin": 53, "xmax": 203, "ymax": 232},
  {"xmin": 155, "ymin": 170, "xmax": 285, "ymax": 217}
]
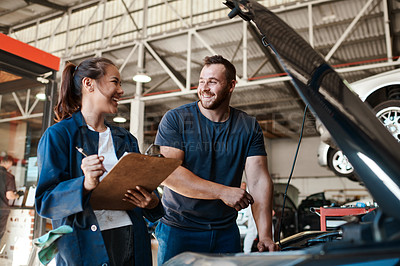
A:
[{"xmin": 155, "ymin": 101, "xmax": 267, "ymax": 230}]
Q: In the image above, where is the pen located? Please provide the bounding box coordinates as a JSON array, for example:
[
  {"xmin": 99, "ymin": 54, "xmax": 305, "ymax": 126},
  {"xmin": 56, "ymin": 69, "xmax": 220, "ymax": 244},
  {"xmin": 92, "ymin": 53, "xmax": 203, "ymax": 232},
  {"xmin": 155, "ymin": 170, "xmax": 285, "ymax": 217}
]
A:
[
  {"xmin": 75, "ymin": 146, "xmax": 88, "ymax": 157},
  {"xmin": 76, "ymin": 146, "xmax": 108, "ymax": 173}
]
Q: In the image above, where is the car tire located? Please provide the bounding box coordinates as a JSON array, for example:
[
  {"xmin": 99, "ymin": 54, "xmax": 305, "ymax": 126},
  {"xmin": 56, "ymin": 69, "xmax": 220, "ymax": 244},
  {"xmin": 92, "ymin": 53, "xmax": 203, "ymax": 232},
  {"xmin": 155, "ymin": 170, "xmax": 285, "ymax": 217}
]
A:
[
  {"xmin": 373, "ymin": 100, "xmax": 400, "ymax": 142},
  {"xmin": 327, "ymin": 148, "xmax": 355, "ymax": 178},
  {"xmin": 325, "ymin": 100, "xmax": 400, "ymax": 181}
]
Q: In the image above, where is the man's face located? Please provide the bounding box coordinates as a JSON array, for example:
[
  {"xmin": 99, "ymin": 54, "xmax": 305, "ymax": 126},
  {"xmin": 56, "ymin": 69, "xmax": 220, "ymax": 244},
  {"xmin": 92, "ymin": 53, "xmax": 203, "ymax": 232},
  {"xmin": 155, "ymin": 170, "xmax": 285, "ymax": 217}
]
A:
[
  {"xmin": 1, "ymin": 160, "xmax": 12, "ymax": 170},
  {"xmin": 197, "ymin": 64, "xmax": 235, "ymax": 110}
]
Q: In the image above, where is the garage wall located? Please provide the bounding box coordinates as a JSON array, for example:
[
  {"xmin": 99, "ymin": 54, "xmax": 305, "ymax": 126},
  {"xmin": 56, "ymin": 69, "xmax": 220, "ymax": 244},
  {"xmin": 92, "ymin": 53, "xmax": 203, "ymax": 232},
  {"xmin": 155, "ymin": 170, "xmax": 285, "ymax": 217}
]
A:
[
  {"xmin": 266, "ymin": 137, "xmax": 370, "ymax": 204},
  {"xmin": 266, "ymin": 136, "xmax": 332, "ymax": 178}
]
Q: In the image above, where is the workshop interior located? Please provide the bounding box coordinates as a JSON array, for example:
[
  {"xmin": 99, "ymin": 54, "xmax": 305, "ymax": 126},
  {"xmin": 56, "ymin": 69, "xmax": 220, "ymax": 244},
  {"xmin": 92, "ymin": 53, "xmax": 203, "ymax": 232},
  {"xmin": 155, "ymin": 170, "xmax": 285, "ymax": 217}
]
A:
[{"xmin": 0, "ymin": 0, "xmax": 400, "ymax": 265}]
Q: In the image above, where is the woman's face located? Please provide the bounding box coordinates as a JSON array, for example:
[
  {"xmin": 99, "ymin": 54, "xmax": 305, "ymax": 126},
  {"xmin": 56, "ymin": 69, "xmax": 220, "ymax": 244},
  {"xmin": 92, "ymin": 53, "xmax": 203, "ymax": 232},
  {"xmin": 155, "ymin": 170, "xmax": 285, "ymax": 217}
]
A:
[{"xmin": 92, "ymin": 64, "xmax": 123, "ymax": 114}]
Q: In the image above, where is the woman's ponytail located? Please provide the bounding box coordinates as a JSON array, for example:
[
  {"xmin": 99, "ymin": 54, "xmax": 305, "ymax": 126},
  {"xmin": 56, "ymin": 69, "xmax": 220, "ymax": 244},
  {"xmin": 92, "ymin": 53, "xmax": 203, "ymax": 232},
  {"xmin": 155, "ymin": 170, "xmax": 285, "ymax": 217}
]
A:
[{"xmin": 54, "ymin": 63, "xmax": 82, "ymax": 122}]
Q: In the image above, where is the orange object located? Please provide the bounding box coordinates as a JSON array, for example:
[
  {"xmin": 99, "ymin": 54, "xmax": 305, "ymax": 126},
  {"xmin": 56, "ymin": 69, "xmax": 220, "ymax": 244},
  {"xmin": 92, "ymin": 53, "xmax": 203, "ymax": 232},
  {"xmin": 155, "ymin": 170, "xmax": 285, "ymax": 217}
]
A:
[
  {"xmin": 0, "ymin": 33, "xmax": 60, "ymax": 71},
  {"xmin": 319, "ymin": 207, "xmax": 376, "ymax": 231}
]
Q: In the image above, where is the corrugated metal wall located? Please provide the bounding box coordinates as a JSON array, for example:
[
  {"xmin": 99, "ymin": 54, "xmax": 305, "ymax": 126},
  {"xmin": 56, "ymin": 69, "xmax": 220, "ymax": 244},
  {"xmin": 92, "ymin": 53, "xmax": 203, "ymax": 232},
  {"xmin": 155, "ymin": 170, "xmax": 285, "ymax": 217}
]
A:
[{"xmin": 10, "ymin": 0, "xmax": 300, "ymax": 57}]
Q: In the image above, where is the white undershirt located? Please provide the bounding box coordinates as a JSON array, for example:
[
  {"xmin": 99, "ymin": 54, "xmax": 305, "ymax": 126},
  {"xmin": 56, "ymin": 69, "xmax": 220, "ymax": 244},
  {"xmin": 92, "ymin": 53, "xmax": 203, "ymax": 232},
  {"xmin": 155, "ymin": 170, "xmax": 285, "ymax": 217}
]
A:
[{"xmin": 87, "ymin": 125, "xmax": 132, "ymax": 231}]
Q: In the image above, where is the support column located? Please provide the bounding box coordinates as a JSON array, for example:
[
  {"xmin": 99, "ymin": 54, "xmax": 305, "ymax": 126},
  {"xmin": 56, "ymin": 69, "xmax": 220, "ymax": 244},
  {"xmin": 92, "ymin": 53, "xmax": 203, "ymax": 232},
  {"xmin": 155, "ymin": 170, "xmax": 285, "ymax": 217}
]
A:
[
  {"xmin": 34, "ymin": 70, "xmax": 58, "ymax": 242},
  {"xmin": 130, "ymin": 99, "xmax": 145, "ymax": 152},
  {"xmin": 242, "ymin": 20, "xmax": 248, "ymax": 80},
  {"xmin": 186, "ymin": 30, "xmax": 193, "ymax": 90},
  {"xmin": 308, "ymin": 3, "xmax": 314, "ymax": 47},
  {"xmin": 383, "ymin": 0, "xmax": 393, "ymax": 62}
]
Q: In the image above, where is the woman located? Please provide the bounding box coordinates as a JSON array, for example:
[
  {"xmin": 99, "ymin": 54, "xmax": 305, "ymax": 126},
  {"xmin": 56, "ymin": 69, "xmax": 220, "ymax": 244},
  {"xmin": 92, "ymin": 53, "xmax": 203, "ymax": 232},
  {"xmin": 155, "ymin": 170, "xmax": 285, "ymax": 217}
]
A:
[{"xmin": 35, "ymin": 57, "xmax": 163, "ymax": 265}]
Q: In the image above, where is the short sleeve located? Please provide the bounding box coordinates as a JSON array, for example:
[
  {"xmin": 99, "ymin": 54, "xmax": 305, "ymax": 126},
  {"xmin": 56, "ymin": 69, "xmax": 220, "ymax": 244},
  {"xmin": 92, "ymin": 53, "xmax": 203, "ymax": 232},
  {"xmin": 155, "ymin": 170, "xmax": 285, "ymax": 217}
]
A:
[
  {"xmin": 6, "ymin": 172, "xmax": 16, "ymax": 192},
  {"xmin": 155, "ymin": 110, "xmax": 184, "ymax": 151},
  {"xmin": 247, "ymin": 120, "xmax": 267, "ymax": 157}
]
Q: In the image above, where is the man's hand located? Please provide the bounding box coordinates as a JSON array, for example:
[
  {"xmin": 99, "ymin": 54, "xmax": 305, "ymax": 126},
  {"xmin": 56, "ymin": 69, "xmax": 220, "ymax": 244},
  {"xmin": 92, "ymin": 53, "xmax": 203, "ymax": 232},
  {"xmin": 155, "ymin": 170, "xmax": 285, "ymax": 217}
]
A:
[
  {"xmin": 123, "ymin": 186, "xmax": 159, "ymax": 209},
  {"xmin": 220, "ymin": 187, "xmax": 254, "ymax": 211},
  {"xmin": 16, "ymin": 190, "xmax": 24, "ymax": 198},
  {"xmin": 257, "ymin": 238, "xmax": 281, "ymax": 252}
]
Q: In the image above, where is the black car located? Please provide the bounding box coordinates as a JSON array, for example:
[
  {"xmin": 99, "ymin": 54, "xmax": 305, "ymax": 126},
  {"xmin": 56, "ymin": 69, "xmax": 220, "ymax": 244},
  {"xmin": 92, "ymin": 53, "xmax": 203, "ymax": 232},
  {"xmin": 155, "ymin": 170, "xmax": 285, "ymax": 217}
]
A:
[
  {"xmin": 297, "ymin": 192, "xmax": 333, "ymax": 232},
  {"xmin": 273, "ymin": 190, "xmax": 298, "ymax": 241}
]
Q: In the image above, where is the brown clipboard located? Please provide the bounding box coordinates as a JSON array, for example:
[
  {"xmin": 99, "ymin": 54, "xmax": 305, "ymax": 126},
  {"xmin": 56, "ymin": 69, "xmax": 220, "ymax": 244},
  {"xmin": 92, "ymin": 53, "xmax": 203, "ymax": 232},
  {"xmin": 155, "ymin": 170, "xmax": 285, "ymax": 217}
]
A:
[{"xmin": 90, "ymin": 153, "xmax": 181, "ymax": 210}]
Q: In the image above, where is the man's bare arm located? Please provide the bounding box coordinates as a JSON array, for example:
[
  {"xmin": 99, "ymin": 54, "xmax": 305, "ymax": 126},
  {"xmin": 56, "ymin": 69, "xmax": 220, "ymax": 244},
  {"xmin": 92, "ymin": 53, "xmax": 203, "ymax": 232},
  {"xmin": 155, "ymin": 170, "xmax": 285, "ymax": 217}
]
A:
[
  {"xmin": 161, "ymin": 146, "xmax": 253, "ymax": 211},
  {"xmin": 245, "ymin": 155, "xmax": 280, "ymax": 252}
]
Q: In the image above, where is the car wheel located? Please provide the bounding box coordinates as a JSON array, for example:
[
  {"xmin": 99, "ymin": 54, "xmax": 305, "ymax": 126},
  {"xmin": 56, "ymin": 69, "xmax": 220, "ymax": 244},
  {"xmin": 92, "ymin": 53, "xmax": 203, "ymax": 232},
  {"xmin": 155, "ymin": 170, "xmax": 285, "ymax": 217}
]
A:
[
  {"xmin": 327, "ymin": 148, "xmax": 355, "ymax": 177},
  {"xmin": 373, "ymin": 100, "xmax": 400, "ymax": 142}
]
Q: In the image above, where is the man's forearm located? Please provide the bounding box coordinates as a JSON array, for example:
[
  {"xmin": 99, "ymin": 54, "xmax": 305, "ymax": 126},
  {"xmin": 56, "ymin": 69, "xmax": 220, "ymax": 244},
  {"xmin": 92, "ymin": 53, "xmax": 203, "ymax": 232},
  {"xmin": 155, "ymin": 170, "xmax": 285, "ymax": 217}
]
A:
[
  {"xmin": 250, "ymin": 176, "xmax": 280, "ymax": 251},
  {"xmin": 245, "ymin": 156, "xmax": 275, "ymax": 241},
  {"xmin": 159, "ymin": 145, "xmax": 224, "ymax": 199},
  {"xmin": 162, "ymin": 166, "xmax": 227, "ymax": 200},
  {"xmin": 163, "ymin": 166, "xmax": 253, "ymax": 211},
  {"xmin": 160, "ymin": 145, "xmax": 252, "ymax": 210},
  {"xmin": 251, "ymin": 178, "xmax": 274, "ymax": 240}
]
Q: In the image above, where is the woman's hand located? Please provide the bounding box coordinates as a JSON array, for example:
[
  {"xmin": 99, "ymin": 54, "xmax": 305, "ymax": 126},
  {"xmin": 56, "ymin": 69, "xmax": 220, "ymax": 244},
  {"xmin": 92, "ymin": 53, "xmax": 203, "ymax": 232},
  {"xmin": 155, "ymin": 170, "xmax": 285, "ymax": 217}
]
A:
[
  {"xmin": 81, "ymin": 155, "xmax": 106, "ymax": 192},
  {"xmin": 123, "ymin": 186, "xmax": 159, "ymax": 209}
]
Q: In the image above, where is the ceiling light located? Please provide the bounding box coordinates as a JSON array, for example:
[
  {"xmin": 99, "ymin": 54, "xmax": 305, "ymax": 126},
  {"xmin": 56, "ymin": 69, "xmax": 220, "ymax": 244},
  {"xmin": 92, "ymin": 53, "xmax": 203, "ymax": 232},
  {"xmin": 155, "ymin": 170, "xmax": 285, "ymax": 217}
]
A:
[
  {"xmin": 132, "ymin": 72, "xmax": 151, "ymax": 83},
  {"xmin": 36, "ymin": 77, "xmax": 49, "ymax": 84},
  {"xmin": 35, "ymin": 93, "xmax": 46, "ymax": 101},
  {"xmin": 113, "ymin": 116, "xmax": 127, "ymax": 123}
]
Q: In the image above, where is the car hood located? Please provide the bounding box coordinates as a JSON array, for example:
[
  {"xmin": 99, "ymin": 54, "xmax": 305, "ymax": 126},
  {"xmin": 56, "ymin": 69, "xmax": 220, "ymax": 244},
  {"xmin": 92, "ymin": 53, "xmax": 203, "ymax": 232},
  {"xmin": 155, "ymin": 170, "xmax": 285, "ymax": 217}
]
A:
[
  {"xmin": 164, "ymin": 245, "xmax": 400, "ymax": 266},
  {"xmin": 224, "ymin": 0, "xmax": 400, "ymax": 221}
]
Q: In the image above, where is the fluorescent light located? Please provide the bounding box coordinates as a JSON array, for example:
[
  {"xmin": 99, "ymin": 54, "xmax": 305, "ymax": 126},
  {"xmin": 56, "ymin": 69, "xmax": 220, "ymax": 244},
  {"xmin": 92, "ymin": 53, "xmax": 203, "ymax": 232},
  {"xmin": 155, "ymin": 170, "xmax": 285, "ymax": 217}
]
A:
[
  {"xmin": 36, "ymin": 77, "xmax": 49, "ymax": 84},
  {"xmin": 357, "ymin": 152, "xmax": 400, "ymax": 201},
  {"xmin": 113, "ymin": 116, "xmax": 127, "ymax": 123},
  {"xmin": 35, "ymin": 93, "xmax": 46, "ymax": 101},
  {"xmin": 132, "ymin": 73, "xmax": 151, "ymax": 83}
]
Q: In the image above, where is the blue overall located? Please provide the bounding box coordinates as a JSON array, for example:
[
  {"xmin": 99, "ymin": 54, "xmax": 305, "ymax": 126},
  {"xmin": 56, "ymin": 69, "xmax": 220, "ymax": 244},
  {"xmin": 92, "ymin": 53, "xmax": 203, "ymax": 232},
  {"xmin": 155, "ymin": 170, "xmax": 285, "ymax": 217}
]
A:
[{"xmin": 36, "ymin": 111, "xmax": 164, "ymax": 266}]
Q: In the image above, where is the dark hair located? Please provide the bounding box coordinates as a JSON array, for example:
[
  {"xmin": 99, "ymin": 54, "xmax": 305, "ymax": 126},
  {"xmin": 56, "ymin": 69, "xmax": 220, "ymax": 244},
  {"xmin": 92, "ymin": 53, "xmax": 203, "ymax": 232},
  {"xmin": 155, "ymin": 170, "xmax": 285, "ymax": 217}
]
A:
[
  {"xmin": 203, "ymin": 55, "xmax": 236, "ymax": 82},
  {"xmin": 54, "ymin": 57, "xmax": 116, "ymax": 122},
  {"xmin": 1, "ymin": 155, "xmax": 14, "ymax": 164}
]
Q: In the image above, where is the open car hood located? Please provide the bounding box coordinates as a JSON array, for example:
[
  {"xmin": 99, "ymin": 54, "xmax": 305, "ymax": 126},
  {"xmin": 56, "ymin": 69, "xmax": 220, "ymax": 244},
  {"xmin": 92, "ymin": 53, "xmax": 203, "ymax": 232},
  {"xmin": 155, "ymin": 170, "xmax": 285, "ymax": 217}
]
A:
[
  {"xmin": 224, "ymin": 0, "xmax": 400, "ymax": 221},
  {"xmin": 165, "ymin": 1, "xmax": 400, "ymax": 265}
]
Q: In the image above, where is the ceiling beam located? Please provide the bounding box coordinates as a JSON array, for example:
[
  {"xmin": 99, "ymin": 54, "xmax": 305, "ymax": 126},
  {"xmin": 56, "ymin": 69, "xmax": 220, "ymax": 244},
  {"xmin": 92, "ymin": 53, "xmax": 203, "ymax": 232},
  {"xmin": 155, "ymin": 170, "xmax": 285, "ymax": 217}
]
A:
[
  {"xmin": 0, "ymin": 26, "xmax": 9, "ymax": 34},
  {"xmin": 0, "ymin": 78, "xmax": 41, "ymax": 94},
  {"xmin": 0, "ymin": 3, "xmax": 29, "ymax": 17},
  {"xmin": 258, "ymin": 120, "xmax": 299, "ymax": 139},
  {"xmin": 232, "ymin": 97, "xmax": 301, "ymax": 109},
  {"xmin": 387, "ymin": 0, "xmax": 399, "ymax": 62},
  {"xmin": 10, "ymin": 0, "xmax": 101, "ymax": 31},
  {"xmin": 144, "ymin": 41, "xmax": 186, "ymax": 91},
  {"xmin": 247, "ymin": 22, "xmax": 306, "ymax": 112},
  {"xmin": 324, "ymin": 0, "xmax": 375, "ymax": 61},
  {"xmin": 150, "ymin": 47, "xmax": 203, "ymax": 67},
  {"xmin": 24, "ymin": 0, "xmax": 68, "ymax": 11}
]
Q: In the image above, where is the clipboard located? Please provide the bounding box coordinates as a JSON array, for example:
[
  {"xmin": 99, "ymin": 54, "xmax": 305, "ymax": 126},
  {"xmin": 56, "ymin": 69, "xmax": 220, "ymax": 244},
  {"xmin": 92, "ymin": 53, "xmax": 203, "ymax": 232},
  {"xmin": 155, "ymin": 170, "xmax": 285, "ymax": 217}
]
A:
[{"xmin": 90, "ymin": 153, "xmax": 181, "ymax": 210}]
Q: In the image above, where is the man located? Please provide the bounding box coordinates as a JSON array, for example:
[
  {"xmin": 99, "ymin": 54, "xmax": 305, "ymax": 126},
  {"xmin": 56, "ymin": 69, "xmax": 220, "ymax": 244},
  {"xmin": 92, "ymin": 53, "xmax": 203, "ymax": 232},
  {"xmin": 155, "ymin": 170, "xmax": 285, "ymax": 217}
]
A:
[
  {"xmin": 155, "ymin": 55, "xmax": 279, "ymax": 264},
  {"xmin": 0, "ymin": 155, "xmax": 21, "ymax": 240}
]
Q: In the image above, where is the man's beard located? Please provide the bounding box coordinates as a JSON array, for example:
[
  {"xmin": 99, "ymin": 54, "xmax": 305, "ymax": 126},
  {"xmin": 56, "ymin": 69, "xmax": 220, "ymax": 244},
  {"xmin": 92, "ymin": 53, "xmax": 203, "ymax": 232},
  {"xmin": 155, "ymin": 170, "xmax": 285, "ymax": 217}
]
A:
[{"xmin": 198, "ymin": 86, "xmax": 230, "ymax": 110}]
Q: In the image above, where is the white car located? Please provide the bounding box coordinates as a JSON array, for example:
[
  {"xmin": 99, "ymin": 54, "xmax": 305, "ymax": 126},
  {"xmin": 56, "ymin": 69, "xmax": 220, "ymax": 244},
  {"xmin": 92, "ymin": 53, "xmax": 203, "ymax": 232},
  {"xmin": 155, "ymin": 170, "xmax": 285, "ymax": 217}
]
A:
[{"xmin": 317, "ymin": 68, "xmax": 400, "ymax": 180}]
